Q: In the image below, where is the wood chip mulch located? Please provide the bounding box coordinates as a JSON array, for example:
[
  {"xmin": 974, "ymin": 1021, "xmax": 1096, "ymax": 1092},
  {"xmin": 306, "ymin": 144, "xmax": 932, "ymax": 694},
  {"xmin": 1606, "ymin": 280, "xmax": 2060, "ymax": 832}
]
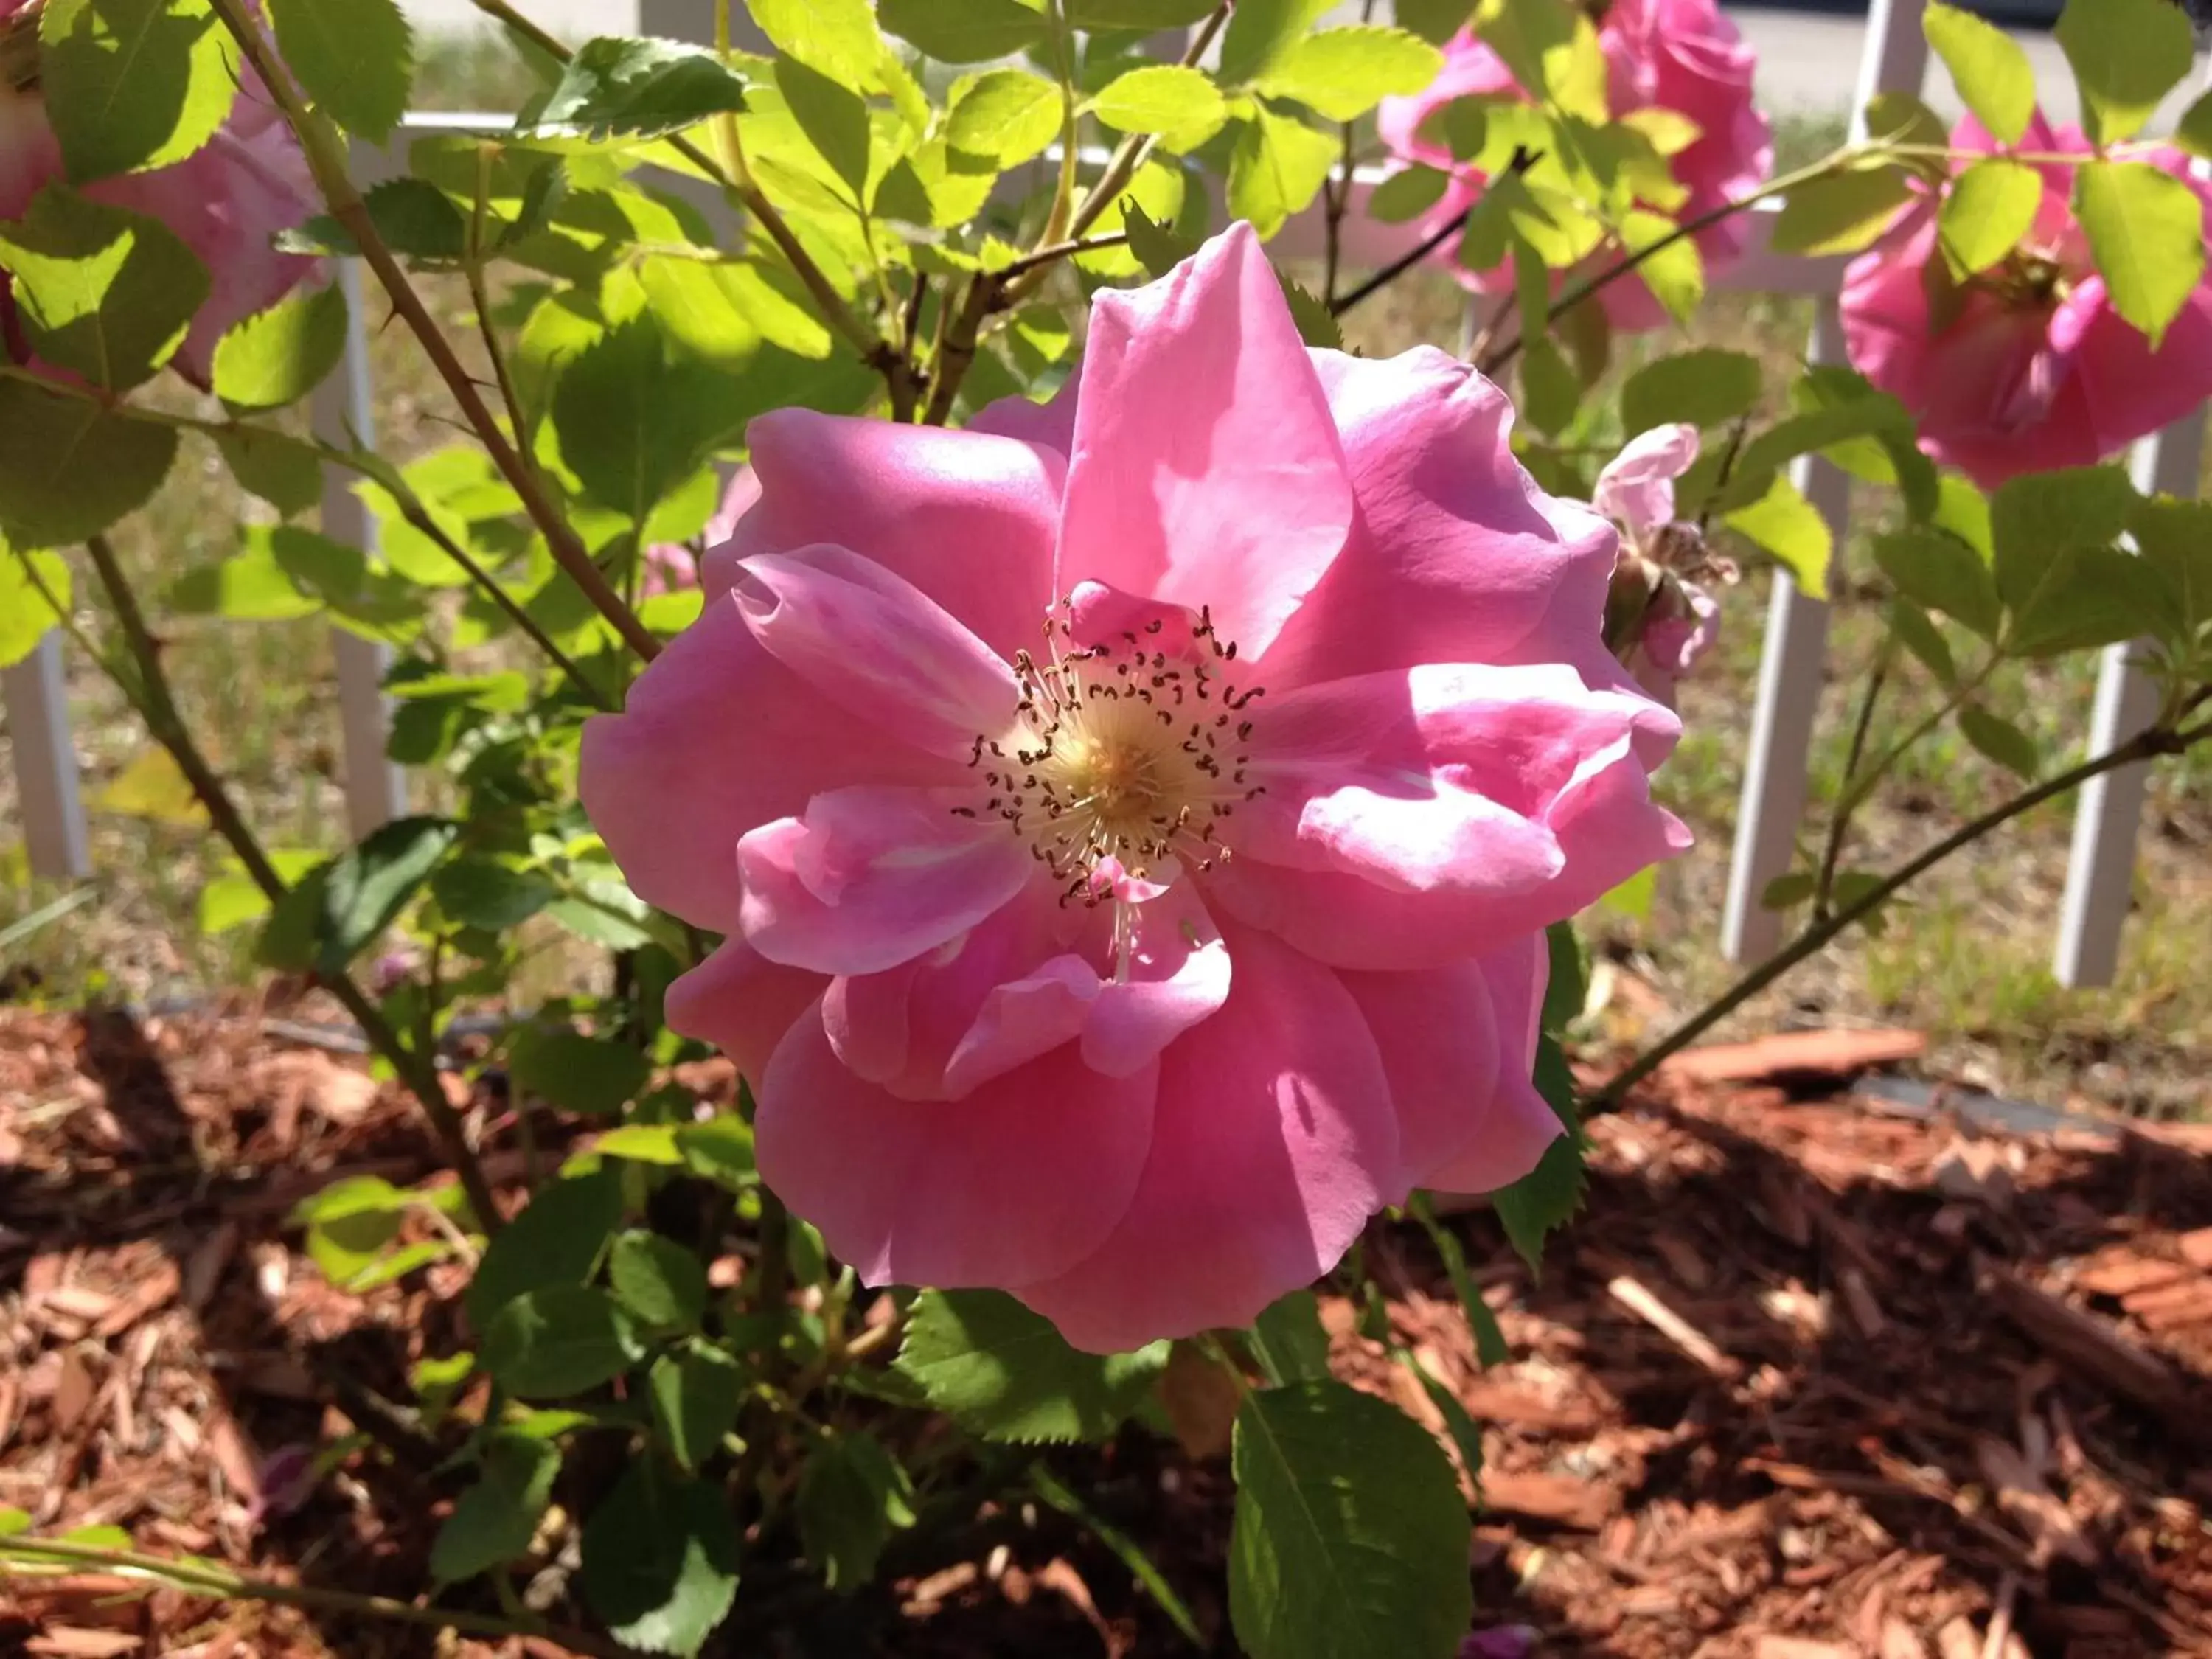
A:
[{"xmin": 1, "ymin": 1005, "xmax": 2209, "ymax": 1658}]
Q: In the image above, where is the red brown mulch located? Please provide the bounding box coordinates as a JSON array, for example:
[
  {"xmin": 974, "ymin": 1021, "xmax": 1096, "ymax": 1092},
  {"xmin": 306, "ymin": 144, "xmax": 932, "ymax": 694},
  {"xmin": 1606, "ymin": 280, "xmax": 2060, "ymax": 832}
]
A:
[{"xmin": 1, "ymin": 1004, "xmax": 2209, "ymax": 1658}]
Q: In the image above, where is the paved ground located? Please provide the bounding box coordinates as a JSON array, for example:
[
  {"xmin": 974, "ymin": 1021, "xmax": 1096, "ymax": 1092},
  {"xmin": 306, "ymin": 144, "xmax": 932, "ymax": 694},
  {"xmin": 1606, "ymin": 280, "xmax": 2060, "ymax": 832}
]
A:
[{"xmin": 400, "ymin": 0, "xmax": 2189, "ymax": 131}]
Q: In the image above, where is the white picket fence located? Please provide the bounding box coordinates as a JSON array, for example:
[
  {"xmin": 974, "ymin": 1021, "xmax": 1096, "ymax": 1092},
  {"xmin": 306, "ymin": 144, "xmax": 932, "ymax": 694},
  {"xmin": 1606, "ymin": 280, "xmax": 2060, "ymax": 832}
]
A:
[{"xmin": 2, "ymin": 0, "xmax": 2191, "ymax": 988}]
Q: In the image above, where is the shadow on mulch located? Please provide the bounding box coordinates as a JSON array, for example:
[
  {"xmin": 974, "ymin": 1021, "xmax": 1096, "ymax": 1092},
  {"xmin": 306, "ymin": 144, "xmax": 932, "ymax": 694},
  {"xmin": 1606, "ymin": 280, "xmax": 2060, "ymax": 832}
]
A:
[{"xmin": 3, "ymin": 1006, "xmax": 2211, "ymax": 1658}]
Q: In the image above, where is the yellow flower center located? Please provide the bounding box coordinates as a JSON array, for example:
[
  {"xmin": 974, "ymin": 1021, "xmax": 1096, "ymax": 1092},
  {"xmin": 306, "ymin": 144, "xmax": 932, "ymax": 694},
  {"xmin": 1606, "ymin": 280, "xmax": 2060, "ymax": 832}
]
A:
[{"xmin": 960, "ymin": 601, "xmax": 1267, "ymax": 902}]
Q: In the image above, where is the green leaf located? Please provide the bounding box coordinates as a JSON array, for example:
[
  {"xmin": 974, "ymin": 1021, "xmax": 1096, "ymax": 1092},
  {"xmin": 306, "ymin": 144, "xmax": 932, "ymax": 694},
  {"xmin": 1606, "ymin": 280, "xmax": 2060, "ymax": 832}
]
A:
[
  {"xmin": 1862, "ymin": 90, "xmax": 1950, "ymax": 151},
  {"xmin": 286, "ymin": 178, "xmax": 472, "ymax": 262},
  {"xmin": 1092, "ymin": 65, "xmax": 1228, "ymax": 150},
  {"xmin": 1248, "ymin": 1291, "xmax": 1332, "ymax": 1386},
  {"xmin": 1228, "ymin": 106, "xmax": 1338, "ymax": 240},
  {"xmin": 1228, "ymin": 1380, "xmax": 1472, "ymax": 1659},
  {"xmin": 1769, "ymin": 166, "xmax": 1916, "ymax": 256},
  {"xmin": 1518, "ymin": 335, "xmax": 1580, "ymax": 438},
  {"xmin": 1921, "ymin": 1, "xmax": 2036, "ymax": 145},
  {"xmin": 648, "ymin": 1349, "xmax": 745, "ymax": 1472},
  {"xmin": 482, "ymin": 1285, "xmax": 642, "ymax": 1399},
  {"xmin": 1543, "ymin": 920, "xmax": 1588, "ymax": 1036},
  {"xmin": 1939, "ymin": 158, "xmax": 2042, "ymax": 276},
  {"xmin": 1992, "ymin": 464, "xmax": 2135, "ymax": 606},
  {"xmin": 1396, "ymin": 0, "xmax": 1479, "ymax": 43},
  {"xmin": 1368, "ymin": 165, "xmax": 1451, "ymax": 224},
  {"xmin": 1220, "ymin": 0, "xmax": 1339, "ymax": 86},
  {"xmin": 431, "ymin": 857, "xmax": 557, "ymax": 931},
  {"xmin": 535, "ymin": 38, "xmax": 750, "ymax": 140},
  {"xmin": 946, "ymin": 69, "xmax": 1062, "ymax": 167},
  {"xmin": 267, "ymin": 0, "xmax": 414, "ymax": 142},
  {"xmin": 595, "ymin": 1124, "xmax": 689, "ymax": 1166},
  {"xmin": 1064, "ymin": 0, "xmax": 1217, "ymax": 23},
  {"xmin": 2177, "ymin": 88, "xmax": 2212, "ymax": 163},
  {"xmin": 0, "ymin": 546, "xmax": 73, "ymax": 670},
  {"xmin": 1992, "ymin": 465, "xmax": 2154, "ymax": 655},
  {"xmin": 608, "ymin": 1231, "xmax": 709, "ymax": 1332},
  {"xmin": 581, "ymin": 1460, "xmax": 741, "ymax": 1658},
  {"xmin": 1725, "ymin": 473, "xmax": 1834, "ymax": 600},
  {"xmin": 0, "ymin": 186, "xmax": 208, "ymax": 389},
  {"xmin": 1620, "ymin": 347, "xmax": 1761, "ymax": 436},
  {"xmin": 1619, "ymin": 208, "xmax": 1702, "ymax": 322},
  {"xmin": 1473, "ymin": 0, "xmax": 1607, "ymax": 121},
  {"xmin": 797, "ymin": 1432, "xmax": 916, "ymax": 1592},
  {"xmin": 213, "ymin": 426, "xmax": 323, "ymax": 517},
  {"xmin": 876, "ymin": 0, "xmax": 1045, "ymax": 63},
  {"xmin": 1256, "ymin": 26, "xmax": 1444, "ymax": 123},
  {"xmin": 1874, "ymin": 526, "xmax": 2002, "ymax": 639},
  {"xmin": 0, "ymin": 383, "xmax": 174, "ymax": 548},
  {"xmin": 508, "ymin": 1026, "xmax": 653, "ymax": 1118},
  {"xmin": 1492, "ymin": 1123, "xmax": 1586, "ymax": 1270},
  {"xmin": 1888, "ymin": 597, "xmax": 1960, "ymax": 688},
  {"xmin": 551, "ymin": 321, "xmax": 734, "ymax": 526},
  {"xmin": 2074, "ymin": 160, "xmax": 2206, "ymax": 349},
  {"xmin": 465, "ymin": 1167, "xmax": 625, "ymax": 1331},
  {"xmin": 2130, "ymin": 495, "xmax": 2212, "ymax": 639},
  {"xmin": 1407, "ymin": 1195, "xmax": 1507, "ymax": 1368},
  {"xmin": 37, "ymin": 0, "xmax": 235, "ymax": 181},
  {"xmin": 895, "ymin": 1289, "xmax": 1170, "ymax": 1443},
  {"xmin": 314, "ymin": 816, "xmax": 458, "ymax": 976},
  {"xmin": 431, "ymin": 1435, "xmax": 561, "ymax": 1585},
  {"xmin": 210, "ymin": 282, "xmax": 349, "ymax": 411},
  {"xmin": 2056, "ymin": 0, "xmax": 2193, "ymax": 146},
  {"xmin": 773, "ymin": 56, "xmax": 872, "ymax": 199},
  {"xmin": 1958, "ymin": 703, "xmax": 2039, "ymax": 777},
  {"xmin": 1762, "ymin": 871, "xmax": 1816, "ymax": 910},
  {"xmin": 168, "ymin": 538, "xmax": 323, "ymax": 622}
]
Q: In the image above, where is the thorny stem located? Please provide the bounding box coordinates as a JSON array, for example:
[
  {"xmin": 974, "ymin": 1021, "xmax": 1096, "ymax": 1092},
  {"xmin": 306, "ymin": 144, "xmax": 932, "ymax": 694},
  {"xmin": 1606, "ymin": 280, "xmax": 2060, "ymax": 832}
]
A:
[
  {"xmin": 0, "ymin": 1536, "xmax": 634, "ymax": 1658},
  {"xmin": 1812, "ymin": 634, "xmax": 1896, "ymax": 920},
  {"xmin": 392, "ymin": 487, "xmax": 611, "ymax": 709},
  {"xmin": 1062, "ymin": 2, "xmax": 1235, "ymax": 246},
  {"xmin": 1331, "ymin": 211, "xmax": 1467, "ymax": 318},
  {"xmin": 78, "ymin": 532, "xmax": 503, "ymax": 1231},
  {"xmin": 1481, "ymin": 149, "xmax": 1859, "ymax": 372},
  {"xmin": 470, "ymin": 0, "xmax": 895, "ymax": 400},
  {"xmin": 206, "ymin": 0, "xmax": 662, "ymax": 664},
  {"xmin": 1593, "ymin": 712, "xmax": 2212, "ymax": 1110},
  {"xmin": 1321, "ymin": 0, "xmax": 1378, "ymax": 308}
]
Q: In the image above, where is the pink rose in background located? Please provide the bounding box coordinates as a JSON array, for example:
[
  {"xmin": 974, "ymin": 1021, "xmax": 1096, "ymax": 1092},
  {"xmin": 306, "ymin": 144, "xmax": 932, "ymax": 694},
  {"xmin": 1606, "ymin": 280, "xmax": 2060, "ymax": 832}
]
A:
[
  {"xmin": 1377, "ymin": 0, "xmax": 1773, "ymax": 332},
  {"xmin": 641, "ymin": 471, "xmax": 757, "ymax": 598},
  {"xmin": 0, "ymin": 1, "xmax": 319, "ymax": 386},
  {"xmin": 1592, "ymin": 423, "xmax": 1723, "ymax": 707},
  {"xmin": 581, "ymin": 225, "xmax": 1688, "ymax": 1354},
  {"xmin": 1841, "ymin": 111, "xmax": 2212, "ymax": 489}
]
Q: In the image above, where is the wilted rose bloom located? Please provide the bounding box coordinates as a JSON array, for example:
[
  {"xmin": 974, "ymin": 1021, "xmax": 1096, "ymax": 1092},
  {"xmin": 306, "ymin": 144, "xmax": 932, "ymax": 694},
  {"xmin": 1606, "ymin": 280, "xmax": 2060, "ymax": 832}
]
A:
[
  {"xmin": 1377, "ymin": 0, "xmax": 1773, "ymax": 332},
  {"xmin": 582, "ymin": 225, "xmax": 1688, "ymax": 1354},
  {"xmin": 1592, "ymin": 423, "xmax": 1722, "ymax": 708},
  {"xmin": 0, "ymin": 0, "xmax": 319, "ymax": 385},
  {"xmin": 1842, "ymin": 111, "xmax": 2212, "ymax": 488}
]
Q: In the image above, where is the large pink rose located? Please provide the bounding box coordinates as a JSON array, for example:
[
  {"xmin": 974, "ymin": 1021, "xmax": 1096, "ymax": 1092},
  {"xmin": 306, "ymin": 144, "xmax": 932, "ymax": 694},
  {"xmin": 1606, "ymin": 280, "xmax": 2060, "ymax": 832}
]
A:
[
  {"xmin": 1377, "ymin": 0, "xmax": 1773, "ymax": 332},
  {"xmin": 1841, "ymin": 112, "xmax": 2212, "ymax": 489},
  {"xmin": 0, "ymin": 7, "xmax": 319, "ymax": 386},
  {"xmin": 580, "ymin": 226, "xmax": 1690, "ymax": 1354}
]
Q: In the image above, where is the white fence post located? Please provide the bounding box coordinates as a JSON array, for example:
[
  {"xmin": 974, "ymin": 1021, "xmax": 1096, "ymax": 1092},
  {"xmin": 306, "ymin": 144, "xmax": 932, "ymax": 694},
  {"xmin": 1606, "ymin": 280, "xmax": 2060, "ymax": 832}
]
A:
[
  {"xmin": 4, "ymin": 633, "xmax": 91, "ymax": 880},
  {"xmin": 314, "ymin": 257, "xmax": 408, "ymax": 840},
  {"xmin": 1720, "ymin": 0, "xmax": 1930, "ymax": 964},
  {"xmin": 2051, "ymin": 414, "xmax": 2207, "ymax": 987}
]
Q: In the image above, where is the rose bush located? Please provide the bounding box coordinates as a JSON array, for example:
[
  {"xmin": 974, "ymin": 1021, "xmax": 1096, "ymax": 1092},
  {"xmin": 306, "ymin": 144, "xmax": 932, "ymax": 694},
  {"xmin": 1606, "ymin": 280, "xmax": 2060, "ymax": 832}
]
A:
[
  {"xmin": 4, "ymin": 0, "xmax": 2211, "ymax": 1654},
  {"xmin": 1842, "ymin": 111, "xmax": 2212, "ymax": 487},
  {"xmin": 582, "ymin": 225, "xmax": 1688, "ymax": 1352},
  {"xmin": 1378, "ymin": 0, "xmax": 1773, "ymax": 330},
  {"xmin": 0, "ymin": 0, "xmax": 318, "ymax": 386}
]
